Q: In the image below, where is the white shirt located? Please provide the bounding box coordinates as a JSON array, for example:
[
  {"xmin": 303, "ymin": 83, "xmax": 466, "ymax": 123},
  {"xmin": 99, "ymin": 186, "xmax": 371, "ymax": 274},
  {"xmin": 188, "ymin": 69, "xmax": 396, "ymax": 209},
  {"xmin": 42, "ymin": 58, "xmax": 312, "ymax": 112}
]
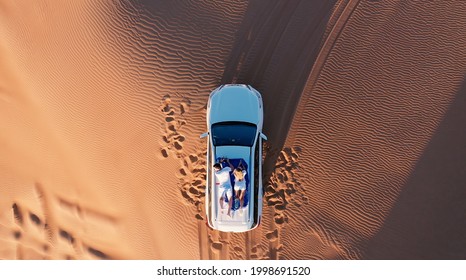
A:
[{"xmin": 215, "ymin": 167, "xmax": 232, "ymax": 188}]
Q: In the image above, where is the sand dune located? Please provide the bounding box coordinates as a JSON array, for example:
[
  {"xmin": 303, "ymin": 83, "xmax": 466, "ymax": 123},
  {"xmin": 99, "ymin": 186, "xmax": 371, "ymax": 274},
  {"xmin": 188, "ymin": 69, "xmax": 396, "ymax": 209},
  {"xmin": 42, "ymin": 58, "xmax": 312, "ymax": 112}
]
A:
[
  {"xmin": 283, "ymin": 1, "xmax": 466, "ymax": 259},
  {"xmin": 1, "ymin": 0, "xmax": 465, "ymax": 259}
]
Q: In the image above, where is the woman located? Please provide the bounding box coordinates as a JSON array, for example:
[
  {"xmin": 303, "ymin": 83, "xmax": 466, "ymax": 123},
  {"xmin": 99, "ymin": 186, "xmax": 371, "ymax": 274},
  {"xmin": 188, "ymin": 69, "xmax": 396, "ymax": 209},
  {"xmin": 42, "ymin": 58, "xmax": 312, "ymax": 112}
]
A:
[{"xmin": 233, "ymin": 160, "xmax": 247, "ymax": 210}]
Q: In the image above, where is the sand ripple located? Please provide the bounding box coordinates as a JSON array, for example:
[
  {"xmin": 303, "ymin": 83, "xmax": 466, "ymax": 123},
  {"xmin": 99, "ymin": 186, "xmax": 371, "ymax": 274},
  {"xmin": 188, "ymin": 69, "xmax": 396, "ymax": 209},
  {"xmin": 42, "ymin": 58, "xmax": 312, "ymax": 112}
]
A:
[{"xmin": 285, "ymin": 1, "xmax": 466, "ymax": 259}]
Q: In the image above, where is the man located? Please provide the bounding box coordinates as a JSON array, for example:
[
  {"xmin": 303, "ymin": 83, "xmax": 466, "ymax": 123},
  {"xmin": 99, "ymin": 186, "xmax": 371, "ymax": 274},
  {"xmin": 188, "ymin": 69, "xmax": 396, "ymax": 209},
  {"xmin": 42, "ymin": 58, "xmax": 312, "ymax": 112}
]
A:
[{"xmin": 213, "ymin": 158, "xmax": 234, "ymax": 216}]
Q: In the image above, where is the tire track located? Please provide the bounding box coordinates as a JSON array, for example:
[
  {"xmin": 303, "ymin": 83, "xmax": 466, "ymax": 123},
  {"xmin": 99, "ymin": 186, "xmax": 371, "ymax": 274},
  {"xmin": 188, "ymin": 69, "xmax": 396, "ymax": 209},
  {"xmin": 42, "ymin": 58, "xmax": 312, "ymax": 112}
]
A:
[
  {"xmin": 210, "ymin": 0, "xmax": 355, "ymax": 260},
  {"xmin": 288, "ymin": 0, "xmax": 361, "ymax": 142},
  {"xmin": 255, "ymin": 0, "xmax": 360, "ymax": 260},
  {"xmin": 281, "ymin": 0, "xmax": 466, "ymax": 259}
]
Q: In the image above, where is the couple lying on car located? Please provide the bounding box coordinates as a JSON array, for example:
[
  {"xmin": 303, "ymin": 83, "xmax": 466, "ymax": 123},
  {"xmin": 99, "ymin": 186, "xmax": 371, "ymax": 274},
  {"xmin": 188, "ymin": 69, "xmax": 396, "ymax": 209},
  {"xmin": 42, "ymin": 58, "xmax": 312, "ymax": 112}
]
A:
[{"xmin": 213, "ymin": 158, "xmax": 247, "ymax": 217}]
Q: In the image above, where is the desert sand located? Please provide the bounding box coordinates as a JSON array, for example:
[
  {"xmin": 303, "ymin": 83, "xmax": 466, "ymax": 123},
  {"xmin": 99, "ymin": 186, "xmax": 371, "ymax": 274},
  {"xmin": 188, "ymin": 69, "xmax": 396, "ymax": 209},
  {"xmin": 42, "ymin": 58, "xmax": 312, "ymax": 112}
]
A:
[{"xmin": 1, "ymin": 0, "xmax": 465, "ymax": 259}]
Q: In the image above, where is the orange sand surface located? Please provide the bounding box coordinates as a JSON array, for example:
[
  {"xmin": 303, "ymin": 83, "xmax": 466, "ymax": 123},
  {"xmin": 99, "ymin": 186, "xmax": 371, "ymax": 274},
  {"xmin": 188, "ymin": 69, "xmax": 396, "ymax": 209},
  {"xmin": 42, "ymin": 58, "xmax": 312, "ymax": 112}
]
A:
[{"xmin": 1, "ymin": 1, "xmax": 465, "ymax": 259}]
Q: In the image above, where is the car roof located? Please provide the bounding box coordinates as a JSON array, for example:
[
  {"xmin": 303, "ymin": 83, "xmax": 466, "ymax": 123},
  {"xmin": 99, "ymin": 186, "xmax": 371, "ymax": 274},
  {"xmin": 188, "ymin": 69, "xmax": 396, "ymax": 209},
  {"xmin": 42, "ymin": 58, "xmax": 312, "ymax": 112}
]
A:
[
  {"xmin": 208, "ymin": 85, "xmax": 261, "ymax": 125},
  {"xmin": 212, "ymin": 152, "xmax": 253, "ymax": 227}
]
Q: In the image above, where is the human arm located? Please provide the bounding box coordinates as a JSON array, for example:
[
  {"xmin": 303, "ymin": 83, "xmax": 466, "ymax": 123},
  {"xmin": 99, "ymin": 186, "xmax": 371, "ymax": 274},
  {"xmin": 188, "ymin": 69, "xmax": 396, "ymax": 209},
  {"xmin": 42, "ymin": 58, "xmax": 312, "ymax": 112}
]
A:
[
  {"xmin": 238, "ymin": 159, "xmax": 245, "ymax": 170},
  {"xmin": 226, "ymin": 158, "xmax": 234, "ymax": 170}
]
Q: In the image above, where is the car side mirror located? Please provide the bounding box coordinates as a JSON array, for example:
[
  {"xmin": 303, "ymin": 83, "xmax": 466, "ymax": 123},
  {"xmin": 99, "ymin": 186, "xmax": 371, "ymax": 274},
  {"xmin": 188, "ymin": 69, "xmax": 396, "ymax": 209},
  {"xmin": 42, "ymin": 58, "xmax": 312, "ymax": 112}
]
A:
[
  {"xmin": 200, "ymin": 132, "xmax": 209, "ymax": 139},
  {"xmin": 260, "ymin": 132, "xmax": 268, "ymax": 141}
]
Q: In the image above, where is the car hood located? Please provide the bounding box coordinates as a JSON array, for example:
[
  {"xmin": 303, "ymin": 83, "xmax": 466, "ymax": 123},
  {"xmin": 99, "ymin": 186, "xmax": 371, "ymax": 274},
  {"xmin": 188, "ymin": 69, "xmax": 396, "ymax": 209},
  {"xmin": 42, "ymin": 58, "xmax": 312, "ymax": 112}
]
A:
[{"xmin": 208, "ymin": 85, "xmax": 261, "ymax": 125}]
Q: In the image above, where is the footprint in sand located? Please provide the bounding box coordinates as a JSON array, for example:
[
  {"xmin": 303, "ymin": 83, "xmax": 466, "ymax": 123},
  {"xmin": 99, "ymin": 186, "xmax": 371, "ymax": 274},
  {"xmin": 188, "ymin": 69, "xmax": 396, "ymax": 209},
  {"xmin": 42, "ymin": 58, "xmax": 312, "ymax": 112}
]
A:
[
  {"xmin": 265, "ymin": 147, "xmax": 301, "ymax": 226},
  {"xmin": 8, "ymin": 202, "xmax": 49, "ymax": 259},
  {"xmin": 59, "ymin": 229, "xmax": 75, "ymax": 244},
  {"xmin": 29, "ymin": 213, "xmax": 42, "ymax": 227},
  {"xmin": 263, "ymin": 147, "xmax": 301, "ymax": 259},
  {"xmin": 266, "ymin": 229, "xmax": 279, "ymax": 241},
  {"xmin": 178, "ymin": 151, "xmax": 207, "ymax": 217},
  {"xmin": 3, "ymin": 183, "xmax": 120, "ymax": 259},
  {"xmin": 12, "ymin": 203, "xmax": 24, "ymax": 225},
  {"xmin": 211, "ymin": 242, "xmax": 223, "ymax": 252},
  {"xmin": 158, "ymin": 96, "xmax": 208, "ymax": 221},
  {"xmin": 54, "ymin": 195, "xmax": 118, "ymax": 259},
  {"xmin": 85, "ymin": 246, "xmax": 109, "ymax": 260},
  {"xmin": 160, "ymin": 147, "xmax": 169, "ymax": 158},
  {"xmin": 159, "ymin": 95, "xmax": 190, "ymax": 159}
]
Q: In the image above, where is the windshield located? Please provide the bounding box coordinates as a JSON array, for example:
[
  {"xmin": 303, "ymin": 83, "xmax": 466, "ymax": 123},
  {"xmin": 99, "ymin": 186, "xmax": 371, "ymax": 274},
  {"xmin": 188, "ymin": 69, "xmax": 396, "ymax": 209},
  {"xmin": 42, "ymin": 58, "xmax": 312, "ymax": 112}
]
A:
[{"xmin": 211, "ymin": 122, "xmax": 257, "ymax": 146}]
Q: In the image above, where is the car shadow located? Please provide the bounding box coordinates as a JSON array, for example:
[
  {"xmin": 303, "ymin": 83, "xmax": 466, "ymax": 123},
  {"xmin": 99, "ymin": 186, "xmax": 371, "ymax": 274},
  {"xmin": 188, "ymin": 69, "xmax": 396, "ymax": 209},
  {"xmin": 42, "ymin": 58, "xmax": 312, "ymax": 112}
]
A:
[{"xmin": 220, "ymin": 0, "xmax": 338, "ymax": 182}]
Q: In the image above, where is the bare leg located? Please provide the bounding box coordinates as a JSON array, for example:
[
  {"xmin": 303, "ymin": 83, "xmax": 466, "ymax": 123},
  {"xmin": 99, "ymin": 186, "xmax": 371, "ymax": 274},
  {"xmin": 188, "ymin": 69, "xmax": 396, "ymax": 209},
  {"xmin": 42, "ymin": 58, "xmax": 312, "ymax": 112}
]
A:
[
  {"xmin": 234, "ymin": 190, "xmax": 240, "ymax": 207},
  {"xmin": 239, "ymin": 190, "xmax": 245, "ymax": 208},
  {"xmin": 219, "ymin": 197, "xmax": 224, "ymax": 209},
  {"xmin": 227, "ymin": 196, "xmax": 233, "ymax": 216}
]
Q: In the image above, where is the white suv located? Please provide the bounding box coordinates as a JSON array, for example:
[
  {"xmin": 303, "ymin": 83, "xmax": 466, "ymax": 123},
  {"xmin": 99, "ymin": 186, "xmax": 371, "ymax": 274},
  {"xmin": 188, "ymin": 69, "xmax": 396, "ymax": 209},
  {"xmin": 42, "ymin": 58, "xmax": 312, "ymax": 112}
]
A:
[{"xmin": 200, "ymin": 84, "xmax": 267, "ymax": 232}]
